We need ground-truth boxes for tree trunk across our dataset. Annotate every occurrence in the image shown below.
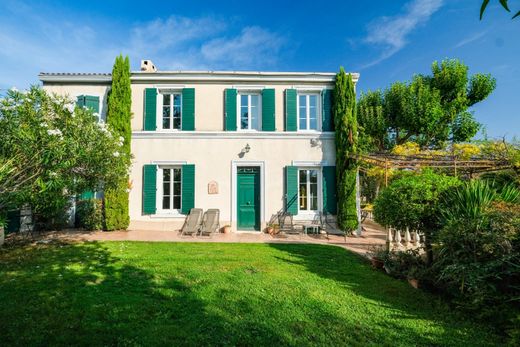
[356,168,362,236]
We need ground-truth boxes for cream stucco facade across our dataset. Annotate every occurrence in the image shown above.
[40,70,359,232]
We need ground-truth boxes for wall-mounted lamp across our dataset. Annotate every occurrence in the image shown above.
[310,138,322,147]
[241,143,251,154]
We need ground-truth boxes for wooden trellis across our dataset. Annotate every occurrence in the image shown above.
[357,152,512,186]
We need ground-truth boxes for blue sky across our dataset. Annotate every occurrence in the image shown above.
[0,0,518,138]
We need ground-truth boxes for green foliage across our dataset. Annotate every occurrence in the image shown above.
[358,59,496,150]
[0,86,129,229]
[334,67,358,232]
[104,55,132,231]
[374,170,461,232]
[75,198,104,231]
[481,0,520,19]
[104,182,130,231]
[434,200,520,331]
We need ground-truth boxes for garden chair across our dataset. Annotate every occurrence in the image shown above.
[320,212,347,242]
[278,213,302,238]
[199,209,220,237]
[180,208,203,237]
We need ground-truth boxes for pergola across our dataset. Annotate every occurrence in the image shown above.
[357,152,512,187]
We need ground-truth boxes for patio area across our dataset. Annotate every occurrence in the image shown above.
[19,221,387,257]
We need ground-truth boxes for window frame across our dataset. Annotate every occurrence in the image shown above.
[236,91,262,131]
[297,92,321,132]
[297,167,322,216]
[157,90,183,131]
[156,166,182,215]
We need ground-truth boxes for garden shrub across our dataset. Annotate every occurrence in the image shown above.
[75,199,104,231]
[434,182,520,335]
[373,170,460,263]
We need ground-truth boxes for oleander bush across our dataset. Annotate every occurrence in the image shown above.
[0,86,130,229]
[75,199,104,231]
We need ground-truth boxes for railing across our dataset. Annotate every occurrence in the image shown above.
[386,227,423,251]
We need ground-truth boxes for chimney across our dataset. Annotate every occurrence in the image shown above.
[140,60,157,72]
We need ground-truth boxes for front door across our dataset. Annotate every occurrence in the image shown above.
[237,167,260,231]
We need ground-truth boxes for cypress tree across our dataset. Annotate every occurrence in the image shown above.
[104,55,131,230]
[333,67,359,232]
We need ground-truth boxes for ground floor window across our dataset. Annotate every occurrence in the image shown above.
[159,167,181,212]
[299,169,319,212]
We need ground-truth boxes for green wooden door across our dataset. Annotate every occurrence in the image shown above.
[237,167,260,231]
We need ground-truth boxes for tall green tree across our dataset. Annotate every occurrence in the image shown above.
[334,67,358,232]
[104,55,132,230]
[358,59,496,150]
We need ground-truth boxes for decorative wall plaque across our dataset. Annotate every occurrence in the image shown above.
[208,181,218,194]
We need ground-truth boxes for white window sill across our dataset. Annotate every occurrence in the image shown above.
[150,212,186,219]
[294,211,320,221]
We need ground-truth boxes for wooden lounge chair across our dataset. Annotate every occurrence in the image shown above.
[180,208,203,237]
[320,212,347,242]
[278,213,302,238]
[199,209,220,237]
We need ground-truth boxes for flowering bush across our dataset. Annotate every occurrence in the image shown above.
[0,86,130,228]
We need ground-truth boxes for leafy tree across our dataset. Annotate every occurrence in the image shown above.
[0,86,129,229]
[334,67,358,232]
[104,55,132,231]
[480,0,520,19]
[358,59,496,150]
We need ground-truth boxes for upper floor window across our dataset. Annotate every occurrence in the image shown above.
[238,93,261,130]
[161,92,182,130]
[298,93,320,131]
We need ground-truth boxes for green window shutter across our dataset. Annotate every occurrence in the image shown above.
[142,164,157,215]
[285,166,298,214]
[224,88,237,131]
[79,191,95,200]
[85,96,100,113]
[322,89,334,131]
[181,164,195,214]
[182,88,195,131]
[322,166,337,214]
[77,95,99,113]
[285,89,297,131]
[144,88,157,131]
[76,95,86,108]
[262,88,276,131]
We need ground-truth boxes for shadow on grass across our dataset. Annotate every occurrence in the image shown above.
[0,241,502,346]
[0,241,295,346]
[268,243,502,346]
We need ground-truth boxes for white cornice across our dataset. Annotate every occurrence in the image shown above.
[132,131,335,140]
[39,70,360,85]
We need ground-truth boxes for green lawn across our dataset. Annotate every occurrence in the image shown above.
[0,241,502,346]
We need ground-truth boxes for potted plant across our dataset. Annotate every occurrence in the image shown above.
[265,223,279,235]
[367,245,387,270]
[222,225,231,234]
[406,266,421,289]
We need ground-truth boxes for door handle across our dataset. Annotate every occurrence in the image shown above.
[247,201,251,205]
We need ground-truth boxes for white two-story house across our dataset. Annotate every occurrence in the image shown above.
[40,62,359,232]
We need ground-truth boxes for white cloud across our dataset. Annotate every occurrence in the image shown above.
[201,26,285,68]
[0,4,286,89]
[454,31,487,48]
[362,0,443,68]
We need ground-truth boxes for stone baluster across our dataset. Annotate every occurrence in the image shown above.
[404,227,411,248]
[413,230,421,247]
[394,229,402,249]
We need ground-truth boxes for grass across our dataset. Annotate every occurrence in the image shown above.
[0,241,503,346]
